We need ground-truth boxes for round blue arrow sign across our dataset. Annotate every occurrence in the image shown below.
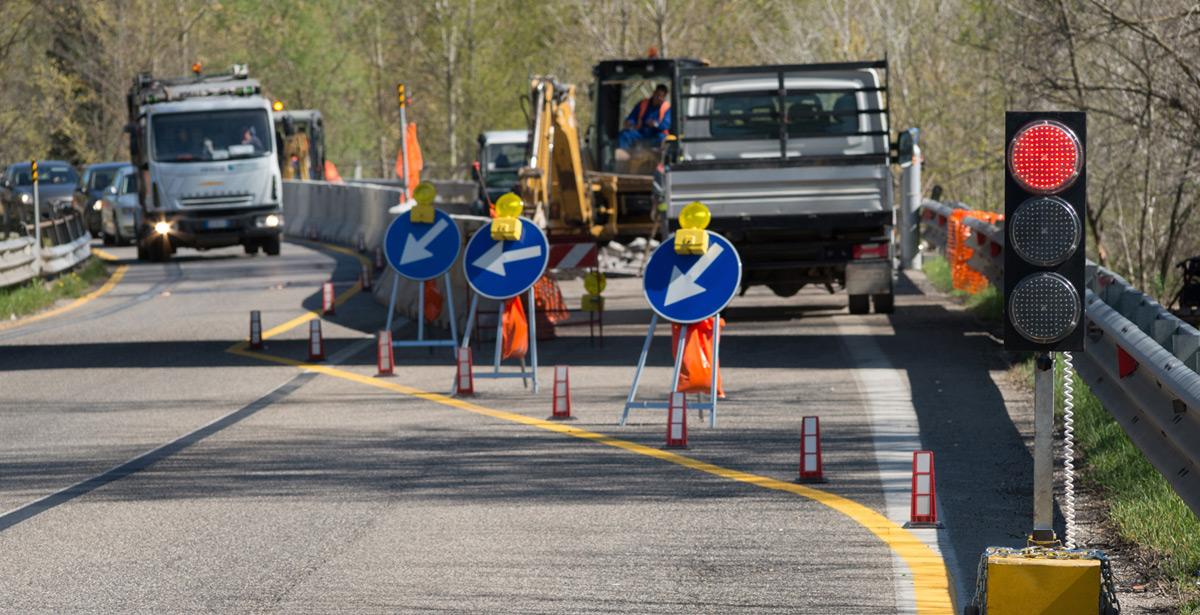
[384,209,463,281]
[643,232,742,323]
[463,218,549,300]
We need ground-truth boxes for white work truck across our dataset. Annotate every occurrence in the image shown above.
[126,65,284,261]
[663,60,905,313]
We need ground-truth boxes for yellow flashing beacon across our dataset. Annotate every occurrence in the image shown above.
[674,201,710,255]
[410,182,437,224]
[491,192,523,241]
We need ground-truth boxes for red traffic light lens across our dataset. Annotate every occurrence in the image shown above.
[1007,120,1081,194]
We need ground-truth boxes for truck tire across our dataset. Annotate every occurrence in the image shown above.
[848,294,870,314]
[263,236,281,256]
[137,240,148,261]
[102,230,115,246]
[244,242,260,255]
[872,293,894,314]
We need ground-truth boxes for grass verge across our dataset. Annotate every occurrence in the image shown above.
[0,257,110,321]
[921,254,1003,321]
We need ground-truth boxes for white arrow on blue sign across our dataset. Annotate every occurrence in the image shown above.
[643,232,742,323]
[463,218,549,300]
[384,209,463,281]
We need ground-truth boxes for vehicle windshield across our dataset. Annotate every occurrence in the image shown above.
[152,109,272,162]
[13,165,76,186]
[484,143,524,189]
[709,91,860,139]
[88,168,119,191]
[119,173,138,195]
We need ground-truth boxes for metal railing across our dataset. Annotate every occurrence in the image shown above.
[920,201,1200,516]
[0,210,93,289]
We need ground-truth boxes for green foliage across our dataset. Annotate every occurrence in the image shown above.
[921,254,1002,321]
[0,257,109,320]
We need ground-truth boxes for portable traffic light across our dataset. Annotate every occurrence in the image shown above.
[1003,112,1087,352]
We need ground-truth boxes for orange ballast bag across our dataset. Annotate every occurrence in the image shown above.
[501,297,529,359]
[669,317,725,396]
[424,279,443,322]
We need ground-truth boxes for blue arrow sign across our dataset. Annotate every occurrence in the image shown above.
[384,209,462,281]
[643,232,742,323]
[463,218,549,300]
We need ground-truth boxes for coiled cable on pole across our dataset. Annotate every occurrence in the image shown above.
[1062,351,1077,549]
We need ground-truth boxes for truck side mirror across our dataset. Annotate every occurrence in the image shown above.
[895,128,918,165]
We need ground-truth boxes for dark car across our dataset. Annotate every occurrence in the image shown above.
[76,162,131,235]
[99,166,141,246]
[1,161,79,234]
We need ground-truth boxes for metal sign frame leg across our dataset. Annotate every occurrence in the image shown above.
[621,313,719,426]
[386,269,459,354]
[462,289,538,393]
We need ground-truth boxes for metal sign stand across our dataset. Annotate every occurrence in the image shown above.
[457,287,539,393]
[621,312,720,428]
[384,270,458,353]
[1031,351,1056,544]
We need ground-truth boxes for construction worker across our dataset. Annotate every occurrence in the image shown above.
[618,84,672,153]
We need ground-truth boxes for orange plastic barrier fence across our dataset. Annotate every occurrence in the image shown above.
[947,209,1003,294]
[533,275,570,324]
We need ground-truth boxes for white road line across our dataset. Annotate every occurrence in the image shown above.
[836,316,964,614]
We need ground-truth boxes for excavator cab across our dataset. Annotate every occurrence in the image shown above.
[587,57,705,240]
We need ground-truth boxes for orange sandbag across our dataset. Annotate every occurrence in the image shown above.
[669,317,725,396]
[424,279,443,322]
[502,297,529,359]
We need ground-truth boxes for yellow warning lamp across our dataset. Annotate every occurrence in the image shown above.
[410,182,437,224]
[272,100,284,112]
[582,271,606,312]
[191,62,203,75]
[674,201,710,255]
[491,192,523,241]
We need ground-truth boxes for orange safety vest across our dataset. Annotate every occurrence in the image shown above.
[635,98,671,134]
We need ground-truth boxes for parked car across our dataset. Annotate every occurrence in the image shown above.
[99,166,142,246]
[76,161,131,235]
[1,161,79,233]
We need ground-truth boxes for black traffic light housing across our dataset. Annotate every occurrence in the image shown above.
[1003,111,1087,352]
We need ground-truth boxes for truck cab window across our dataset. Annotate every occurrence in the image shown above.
[152,109,272,162]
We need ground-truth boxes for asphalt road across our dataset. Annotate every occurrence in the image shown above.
[0,241,1037,613]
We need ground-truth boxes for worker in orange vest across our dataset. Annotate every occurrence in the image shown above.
[618,83,672,152]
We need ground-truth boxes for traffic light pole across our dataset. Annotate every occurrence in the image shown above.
[1031,351,1056,544]
[31,160,41,272]
[397,83,410,201]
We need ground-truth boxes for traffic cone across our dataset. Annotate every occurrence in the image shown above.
[374,248,385,272]
[249,310,263,350]
[906,450,941,528]
[357,234,367,253]
[666,392,687,448]
[361,267,373,291]
[454,347,474,396]
[551,365,571,419]
[308,320,324,361]
[322,281,336,315]
[376,330,394,376]
[797,416,825,483]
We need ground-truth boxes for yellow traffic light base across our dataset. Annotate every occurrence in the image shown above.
[674,201,710,255]
[492,193,524,241]
[969,545,1115,615]
[410,182,437,224]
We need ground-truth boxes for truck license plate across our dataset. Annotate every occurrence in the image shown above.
[204,219,230,230]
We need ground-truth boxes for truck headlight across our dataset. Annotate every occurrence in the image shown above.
[256,214,281,228]
[154,221,171,235]
[20,193,31,204]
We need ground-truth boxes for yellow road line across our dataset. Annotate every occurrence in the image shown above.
[227,238,954,612]
[0,252,127,332]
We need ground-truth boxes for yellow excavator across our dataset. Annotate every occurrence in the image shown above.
[517,57,705,245]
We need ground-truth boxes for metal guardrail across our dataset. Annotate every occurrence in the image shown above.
[920,200,1200,515]
[0,211,93,290]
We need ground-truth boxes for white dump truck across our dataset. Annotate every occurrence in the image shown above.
[663,60,909,313]
[126,64,284,261]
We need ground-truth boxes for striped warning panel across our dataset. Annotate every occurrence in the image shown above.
[548,242,598,270]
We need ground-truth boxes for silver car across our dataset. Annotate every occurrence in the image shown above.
[100,167,141,246]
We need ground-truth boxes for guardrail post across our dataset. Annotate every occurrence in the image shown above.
[899,143,922,270]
